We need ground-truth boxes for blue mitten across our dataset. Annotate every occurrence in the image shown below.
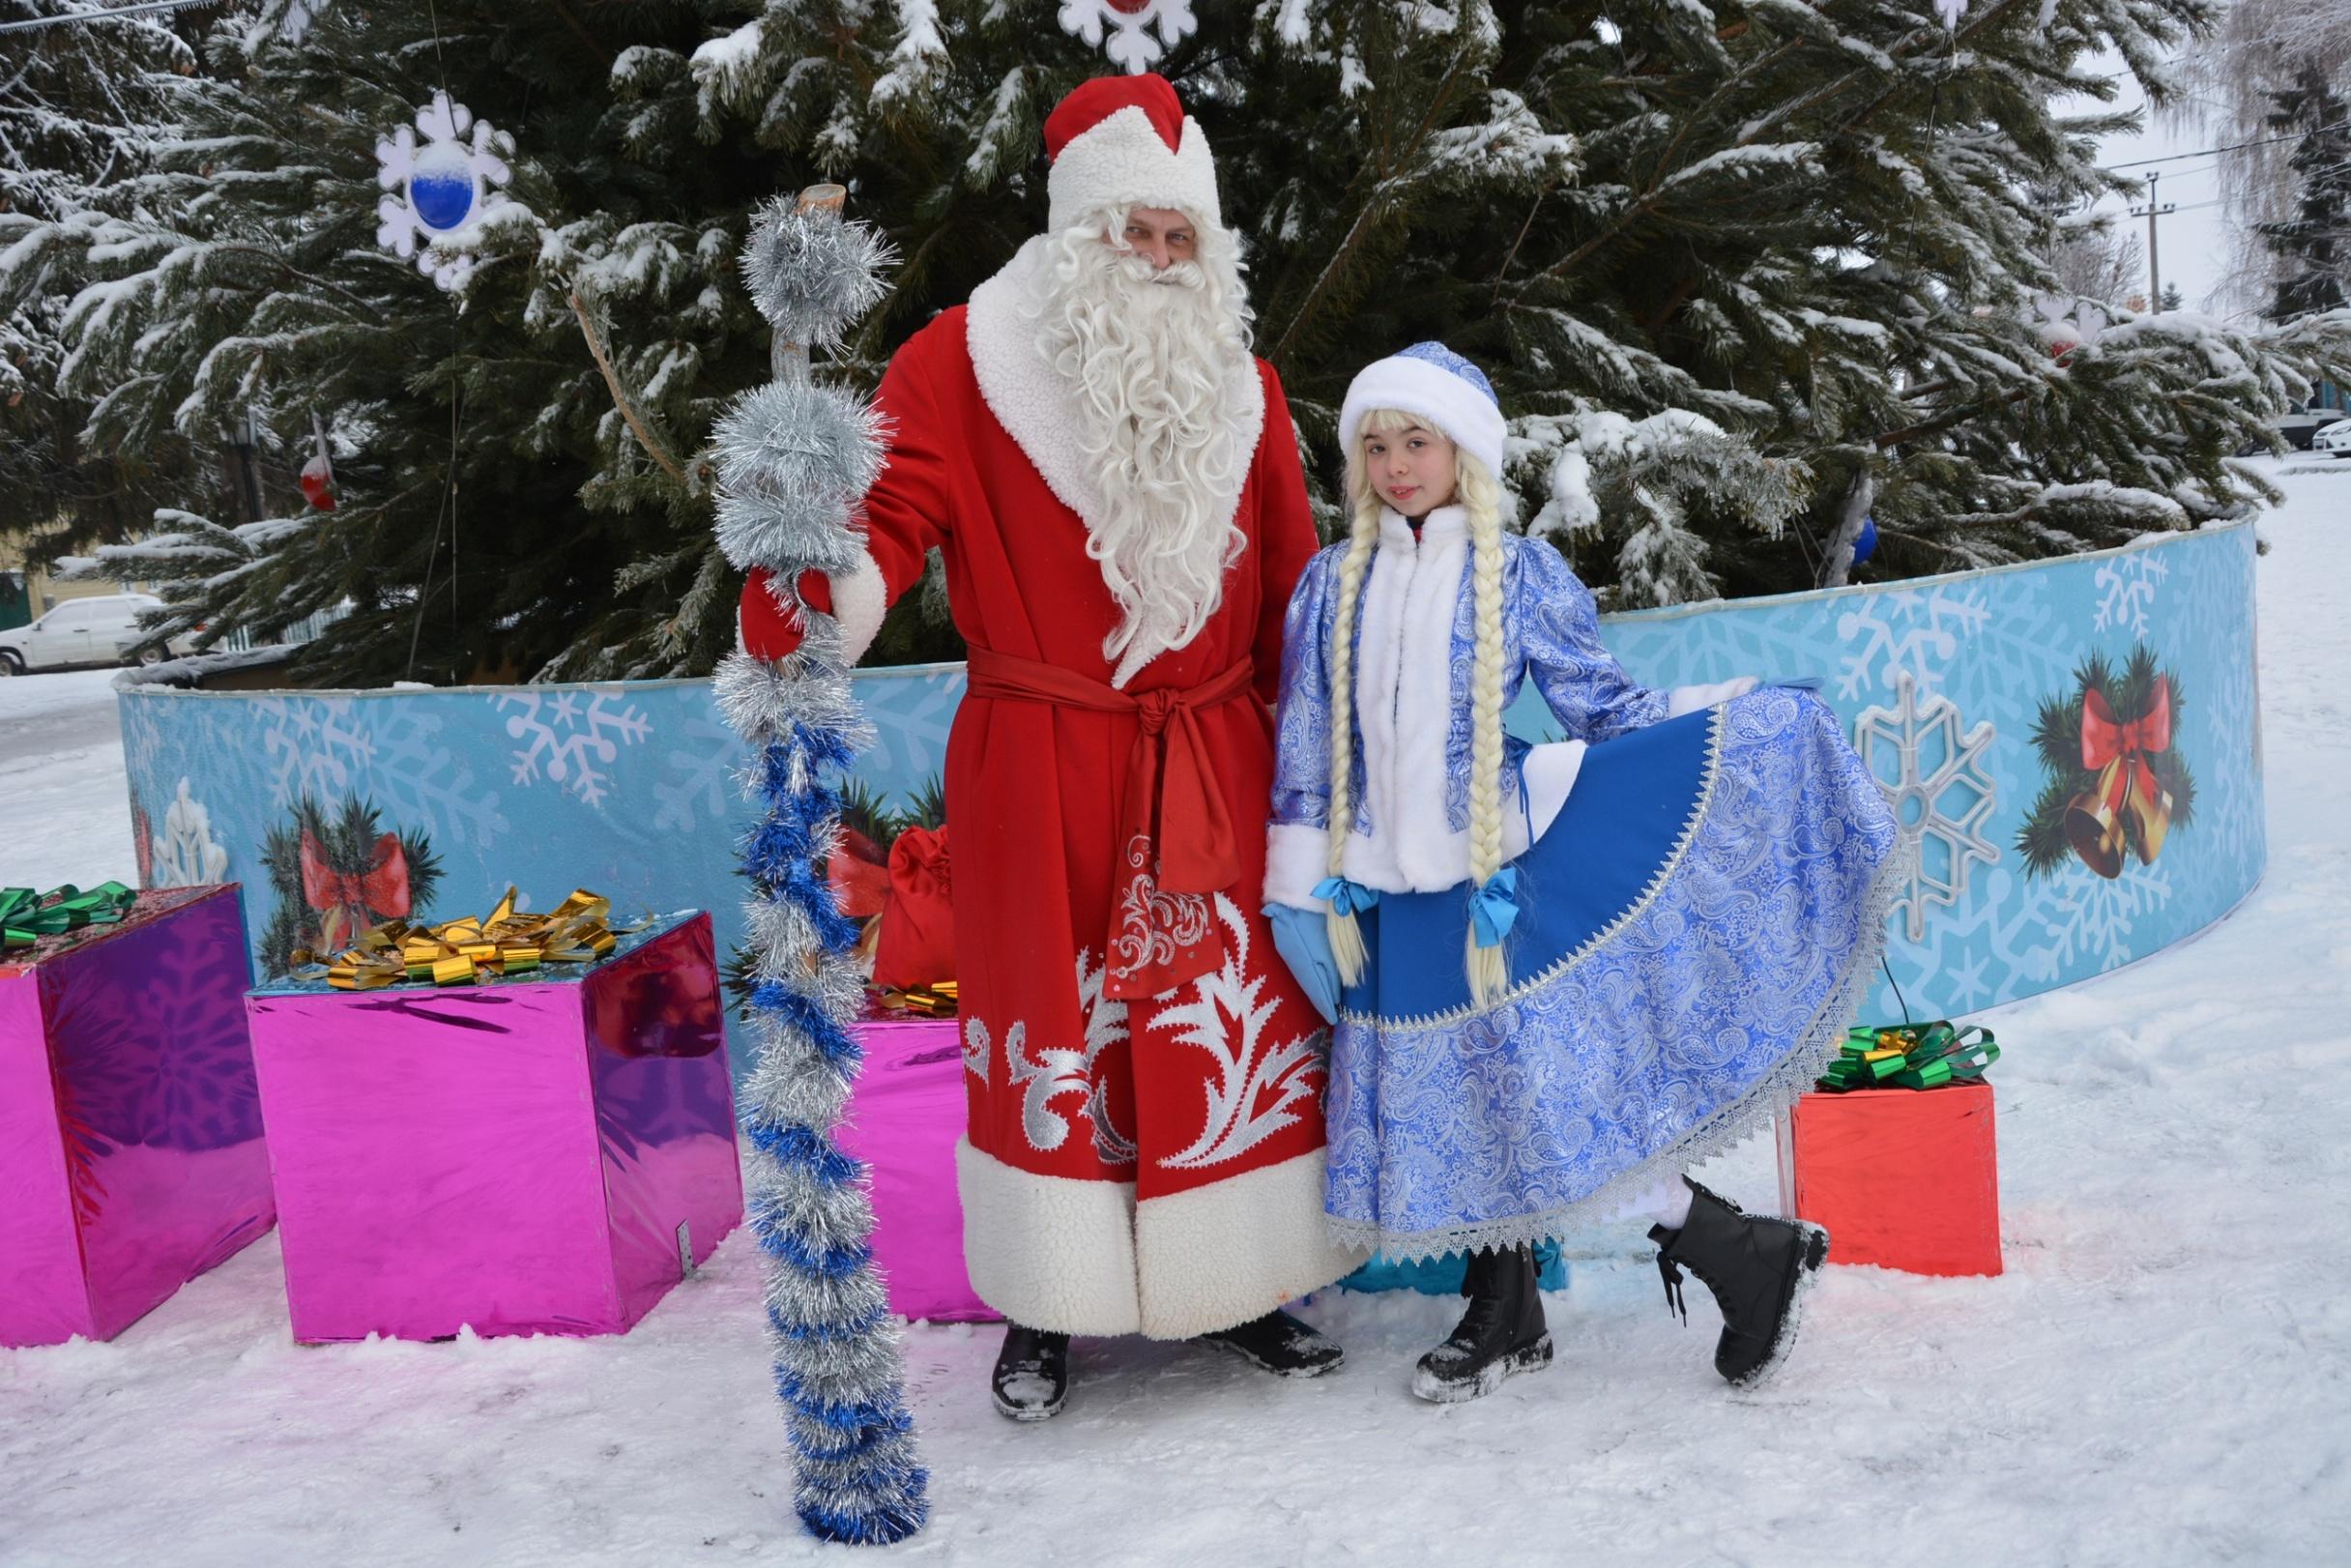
[1264,902,1342,1025]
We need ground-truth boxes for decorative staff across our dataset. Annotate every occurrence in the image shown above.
[709,186,926,1546]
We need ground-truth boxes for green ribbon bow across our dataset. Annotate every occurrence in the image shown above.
[1816,1020,1999,1093]
[1,882,139,951]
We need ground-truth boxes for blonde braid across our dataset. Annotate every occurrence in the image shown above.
[1462,455,1510,1006]
[1322,484,1382,984]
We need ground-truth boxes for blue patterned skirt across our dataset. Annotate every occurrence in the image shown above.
[1323,687,1906,1261]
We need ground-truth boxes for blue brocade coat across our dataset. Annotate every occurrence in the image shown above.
[1265,506,1907,1260]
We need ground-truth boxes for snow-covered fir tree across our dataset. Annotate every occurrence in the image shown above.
[4,1,791,683]
[2166,0,2351,316]
[0,1,210,552]
[12,0,2351,679]
[2258,71,2350,323]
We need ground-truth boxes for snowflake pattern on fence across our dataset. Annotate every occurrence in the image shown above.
[652,716,748,833]
[2035,861,2173,973]
[255,697,508,851]
[496,689,653,809]
[1834,588,1994,703]
[2092,549,2170,638]
[264,697,377,803]
[1851,671,1999,942]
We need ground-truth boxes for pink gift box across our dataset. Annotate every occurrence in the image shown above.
[1,886,275,1348]
[245,911,742,1343]
[836,1018,996,1323]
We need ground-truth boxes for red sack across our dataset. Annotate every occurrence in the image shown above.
[873,826,952,990]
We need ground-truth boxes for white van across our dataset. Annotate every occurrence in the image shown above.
[0,595,193,676]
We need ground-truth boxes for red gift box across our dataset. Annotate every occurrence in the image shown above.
[1775,1081,2002,1277]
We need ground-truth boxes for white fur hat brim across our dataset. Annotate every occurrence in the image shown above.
[1339,355,1507,484]
[1047,105,1222,236]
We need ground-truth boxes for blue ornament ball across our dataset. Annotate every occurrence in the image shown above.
[1853,514,1879,565]
[409,140,478,232]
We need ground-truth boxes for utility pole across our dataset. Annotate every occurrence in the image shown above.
[2132,169,2177,311]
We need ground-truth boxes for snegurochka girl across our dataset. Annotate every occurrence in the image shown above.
[1264,343,1907,1402]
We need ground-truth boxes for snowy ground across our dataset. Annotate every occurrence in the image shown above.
[4,465,2348,1567]
[0,668,134,893]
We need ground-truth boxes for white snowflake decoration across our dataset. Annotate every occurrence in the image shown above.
[2027,292,2109,365]
[151,777,230,888]
[1852,672,1999,942]
[1058,0,1197,74]
[1934,0,1967,27]
[496,690,652,809]
[375,91,513,292]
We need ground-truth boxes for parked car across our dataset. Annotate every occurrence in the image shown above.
[0,594,191,676]
[2314,418,2351,459]
[2269,401,2347,451]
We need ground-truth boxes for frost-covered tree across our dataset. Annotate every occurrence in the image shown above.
[15,0,2351,680]
[650,0,2351,611]
[5,0,787,683]
[0,1,212,550]
[2165,0,2351,316]
[2258,72,2350,323]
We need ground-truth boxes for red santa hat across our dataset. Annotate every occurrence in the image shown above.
[1043,73,1222,238]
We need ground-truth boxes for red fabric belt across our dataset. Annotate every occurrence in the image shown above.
[965,647,1252,998]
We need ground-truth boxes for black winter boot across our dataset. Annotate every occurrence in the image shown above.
[1201,1308,1347,1378]
[1649,1178,1829,1387]
[990,1322,1071,1421]
[1410,1245,1553,1404]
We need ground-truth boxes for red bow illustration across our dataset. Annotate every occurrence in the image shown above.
[2079,679,2171,774]
[2065,679,2175,877]
[301,828,413,952]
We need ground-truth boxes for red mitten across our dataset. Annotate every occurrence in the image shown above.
[738,566,834,660]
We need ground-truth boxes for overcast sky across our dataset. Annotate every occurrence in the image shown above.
[2068,49,2244,317]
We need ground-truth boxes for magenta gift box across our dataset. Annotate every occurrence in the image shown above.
[835,1017,996,1323]
[244,911,741,1343]
[1,885,275,1349]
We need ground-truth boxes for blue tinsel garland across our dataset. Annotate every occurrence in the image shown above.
[739,714,929,1544]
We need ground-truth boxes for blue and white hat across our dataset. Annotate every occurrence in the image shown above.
[1338,341,1506,486]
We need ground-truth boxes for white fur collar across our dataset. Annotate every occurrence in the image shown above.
[965,235,1268,612]
[1379,504,1467,549]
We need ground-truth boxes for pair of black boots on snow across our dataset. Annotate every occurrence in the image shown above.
[1413,1178,1829,1403]
[991,1308,1344,1421]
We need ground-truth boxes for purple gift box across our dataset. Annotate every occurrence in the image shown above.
[1,886,276,1349]
[245,910,742,1343]
[836,1018,997,1324]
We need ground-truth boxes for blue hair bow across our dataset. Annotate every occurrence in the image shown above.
[1470,867,1520,949]
[1312,876,1380,917]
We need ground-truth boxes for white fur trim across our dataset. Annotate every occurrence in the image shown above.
[1134,1147,1360,1339]
[1263,822,1332,912]
[1047,107,1222,235]
[1666,675,1758,717]
[955,1138,1142,1336]
[825,552,887,666]
[953,1139,1356,1339]
[1340,356,1506,482]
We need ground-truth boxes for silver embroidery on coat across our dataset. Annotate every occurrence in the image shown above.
[1001,951,1137,1162]
[1152,893,1321,1170]
[1108,831,1213,982]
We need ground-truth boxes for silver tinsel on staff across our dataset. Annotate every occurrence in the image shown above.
[711,189,925,1546]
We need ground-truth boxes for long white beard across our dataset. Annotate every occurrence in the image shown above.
[1028,221,1256,684]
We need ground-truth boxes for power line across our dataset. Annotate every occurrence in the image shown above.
[0,0,222,33]
[2099,119,2351,172]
